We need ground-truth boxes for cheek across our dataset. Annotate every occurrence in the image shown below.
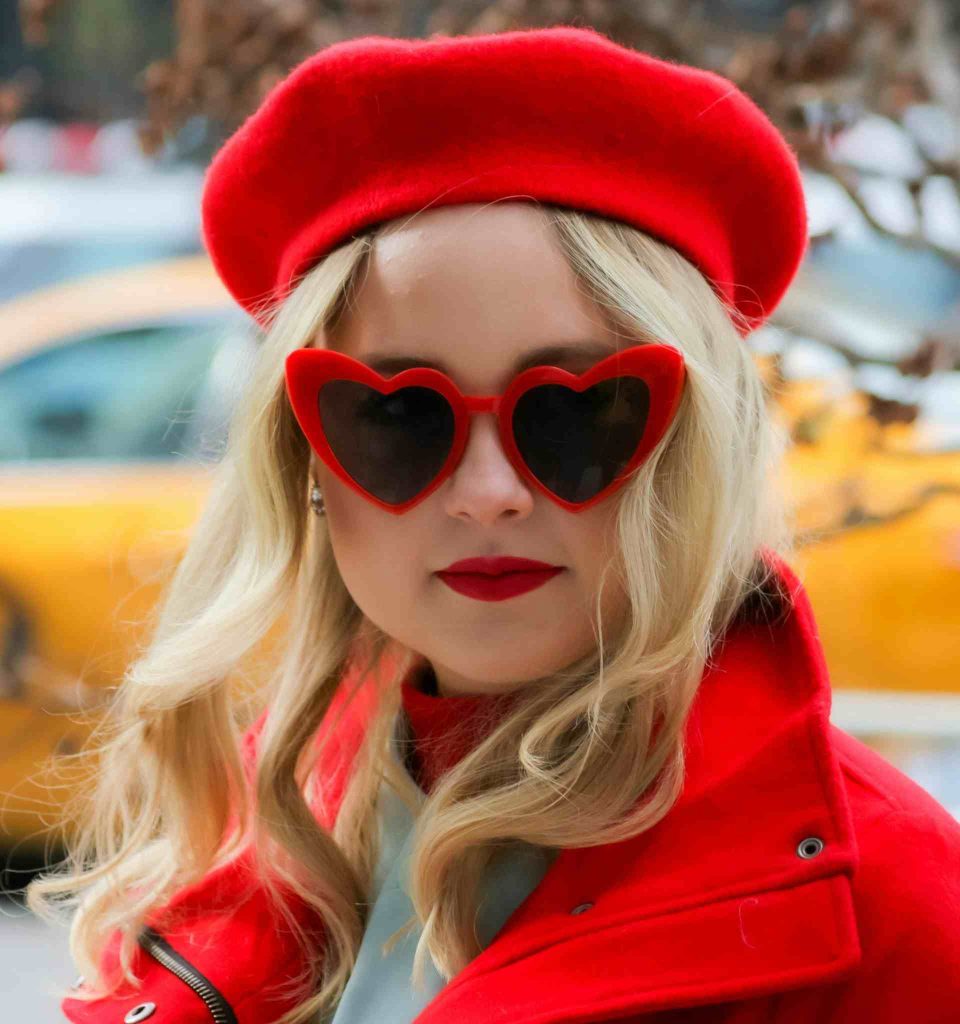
[568,502,627,613]
[320,473,423,607]
[324,484,386,571]
[571,495,619,561]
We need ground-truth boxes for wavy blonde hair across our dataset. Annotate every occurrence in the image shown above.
[27,202,795,1024]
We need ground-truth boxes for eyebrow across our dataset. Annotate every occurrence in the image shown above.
[362,340,619,378]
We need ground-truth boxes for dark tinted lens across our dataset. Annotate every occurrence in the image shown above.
[318,381,455,505]
[513,377,651,502]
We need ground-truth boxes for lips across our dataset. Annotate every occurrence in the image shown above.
[435,558,565,602]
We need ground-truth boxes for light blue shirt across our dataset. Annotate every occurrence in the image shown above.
[329,718,551,1023]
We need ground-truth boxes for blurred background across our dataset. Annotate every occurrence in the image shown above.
[1,0,959,1016]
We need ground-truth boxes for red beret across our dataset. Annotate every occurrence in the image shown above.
[201,26,808,336]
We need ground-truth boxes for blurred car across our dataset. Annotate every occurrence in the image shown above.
[0,254,260,855]
[1,253,959,857]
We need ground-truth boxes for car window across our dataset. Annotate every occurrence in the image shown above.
[0,319,248,463]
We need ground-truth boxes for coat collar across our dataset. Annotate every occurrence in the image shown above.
[307,552,862,1022]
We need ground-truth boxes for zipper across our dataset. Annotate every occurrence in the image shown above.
[138,925,239,1024]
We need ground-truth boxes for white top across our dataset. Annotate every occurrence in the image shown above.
[328,720,551,1022]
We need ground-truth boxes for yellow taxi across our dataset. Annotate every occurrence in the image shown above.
[0,255,258,855]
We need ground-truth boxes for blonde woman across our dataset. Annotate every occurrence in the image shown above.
[30,26,960,1024]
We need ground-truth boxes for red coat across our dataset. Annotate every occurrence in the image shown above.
[63,556,960,1023]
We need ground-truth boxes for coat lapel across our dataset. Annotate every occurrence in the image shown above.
[310,554,863,1023]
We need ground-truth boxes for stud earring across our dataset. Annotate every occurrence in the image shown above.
[309,480,326,517]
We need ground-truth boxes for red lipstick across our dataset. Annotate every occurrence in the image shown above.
[436,556,565,602]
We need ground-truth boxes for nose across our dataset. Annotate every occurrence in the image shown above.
[441,412,535,523]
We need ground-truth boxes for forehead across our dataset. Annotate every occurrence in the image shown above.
[324,203,623,379]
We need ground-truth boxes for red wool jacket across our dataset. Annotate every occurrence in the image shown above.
[62,555,960,1023]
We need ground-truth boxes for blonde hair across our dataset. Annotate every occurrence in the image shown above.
[27,202,795,1024]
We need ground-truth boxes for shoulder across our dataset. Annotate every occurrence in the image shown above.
[831,724,960,914]
[61,851,322,1023]
[812,725,960,1020]
[830,722,960,850]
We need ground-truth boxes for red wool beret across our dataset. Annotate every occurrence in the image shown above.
[200,25,808,337]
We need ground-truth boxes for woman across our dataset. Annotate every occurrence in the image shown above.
[31,26,960,1024]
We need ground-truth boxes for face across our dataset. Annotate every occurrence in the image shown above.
[310,202,630,697]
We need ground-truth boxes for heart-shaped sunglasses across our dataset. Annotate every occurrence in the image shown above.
[284,343,686,514]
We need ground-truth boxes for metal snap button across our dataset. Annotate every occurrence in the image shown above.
[124,1003,157,1023]
[797,836,825,859]
[570,902,594,915]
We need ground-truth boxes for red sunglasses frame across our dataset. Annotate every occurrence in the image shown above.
[284,343,686,515]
